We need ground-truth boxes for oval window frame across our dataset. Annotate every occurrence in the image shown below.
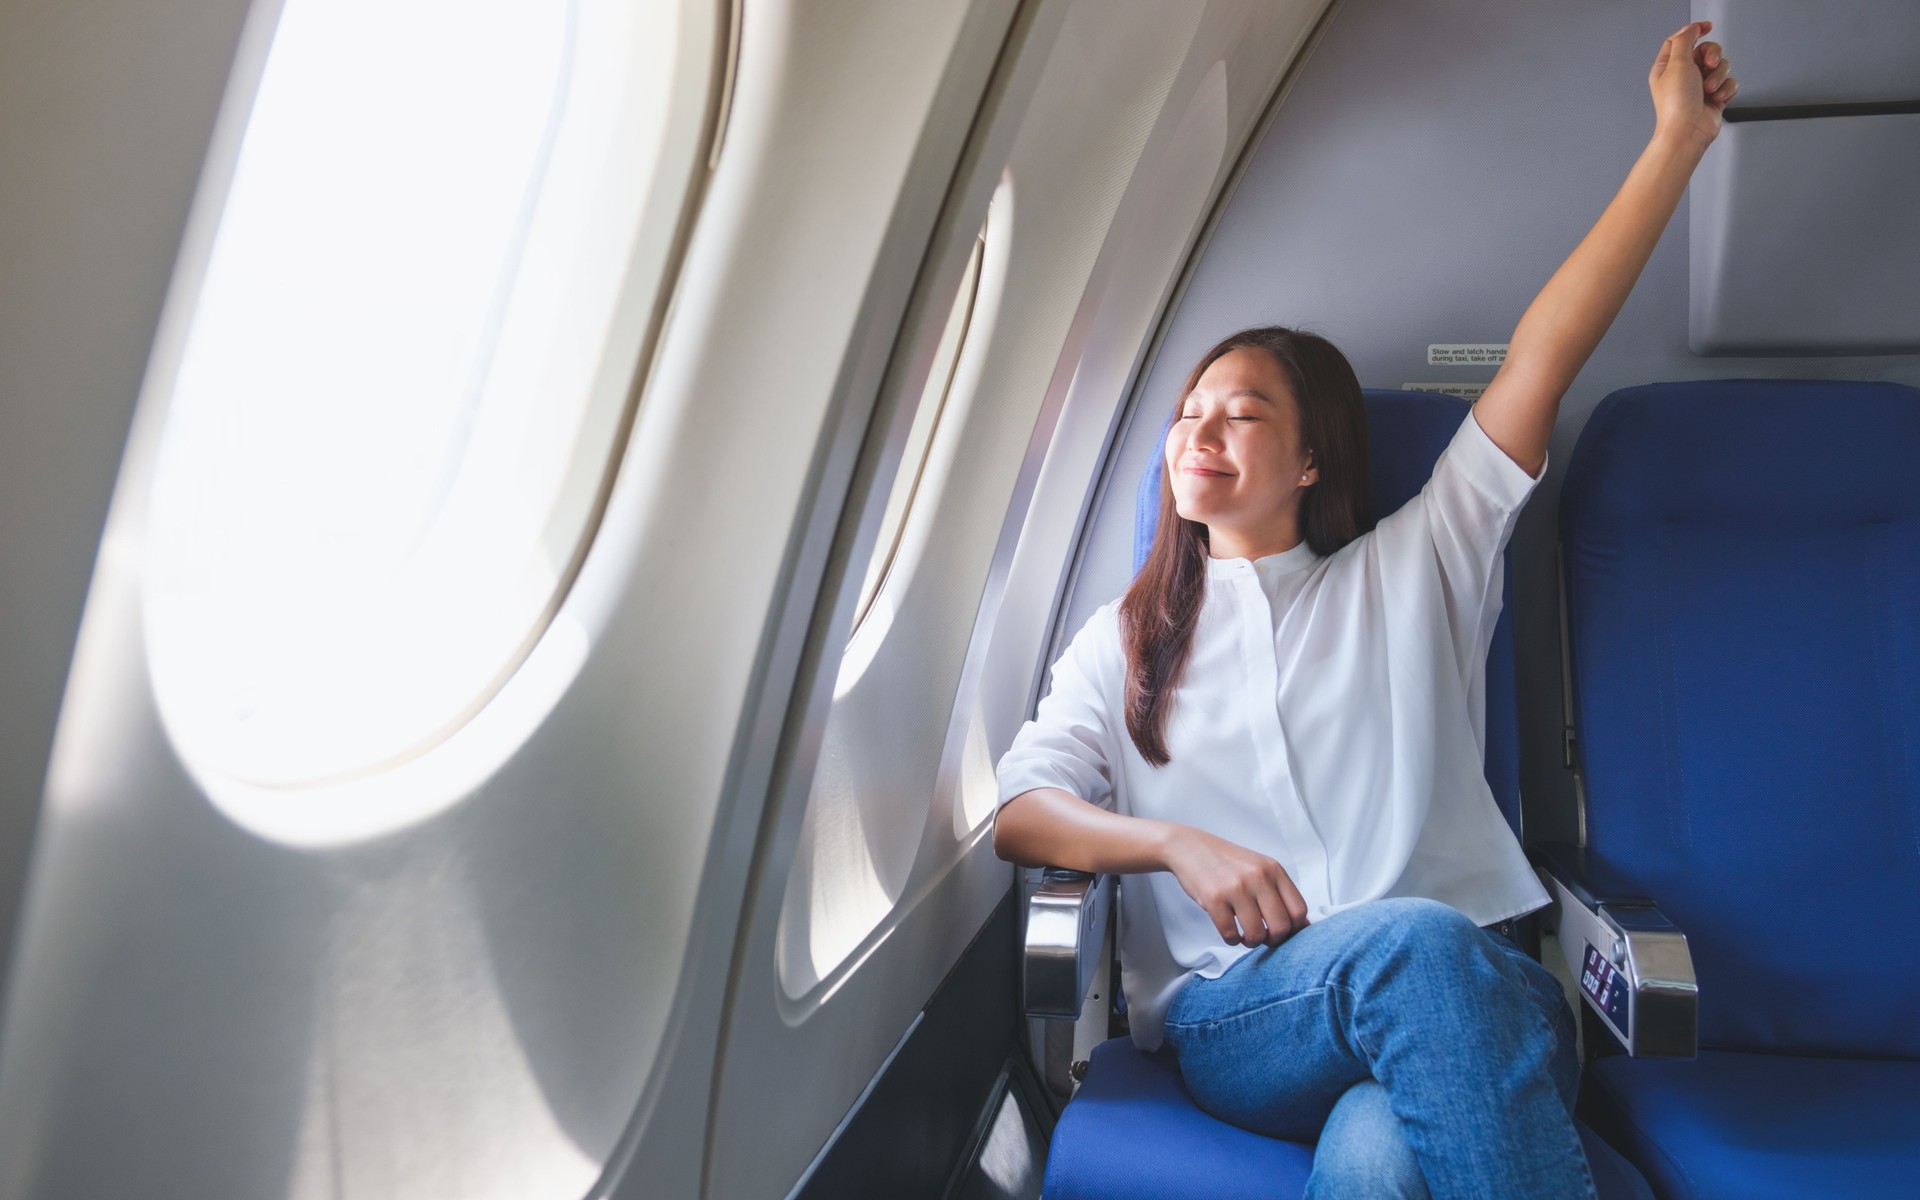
[137,0,726,837]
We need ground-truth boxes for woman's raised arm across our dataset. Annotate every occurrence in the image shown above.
[1474,21,1738,475]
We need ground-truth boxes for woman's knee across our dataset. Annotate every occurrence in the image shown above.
[1349,901,1549,1031]
[1362,898,1494,973]
[1329,900,1553,1035]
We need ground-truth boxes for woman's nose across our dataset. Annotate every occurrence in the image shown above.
[1188,414,1224,452]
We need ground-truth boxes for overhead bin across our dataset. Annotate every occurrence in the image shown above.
[1696,0,1920,109]
[1689,1,1920,354]
[1689,112,1920,355]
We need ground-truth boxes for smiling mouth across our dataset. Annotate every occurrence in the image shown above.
[1182,465,1233,477]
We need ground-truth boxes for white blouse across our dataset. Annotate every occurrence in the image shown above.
[996,411,1551,1050]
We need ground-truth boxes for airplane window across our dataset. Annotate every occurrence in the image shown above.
[850,225,987,635]
[775,207,1001,1003]
[143,0,710,791]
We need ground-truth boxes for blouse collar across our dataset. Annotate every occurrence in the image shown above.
[1206,539,1319,580]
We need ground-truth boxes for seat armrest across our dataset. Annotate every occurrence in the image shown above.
[1024,868,1114,1019]
[1530,842,1698,1058]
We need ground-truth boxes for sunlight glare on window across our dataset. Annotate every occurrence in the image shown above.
[144,0,701,793]
[849,228,986,635]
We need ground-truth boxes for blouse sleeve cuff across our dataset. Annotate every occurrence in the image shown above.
[1449,408,1547,514]
[996,759,1109,811]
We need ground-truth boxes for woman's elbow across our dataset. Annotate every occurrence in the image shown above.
[991,793,1045,867]
[990,810,1026,865]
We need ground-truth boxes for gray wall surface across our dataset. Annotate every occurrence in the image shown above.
[1067,0,1920,843]
[0,0,260,987]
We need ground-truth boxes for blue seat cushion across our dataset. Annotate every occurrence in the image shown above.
[1044,1039,1313,1200]
[1582,1051,1920,1200]
[1047,1037,1653,1200]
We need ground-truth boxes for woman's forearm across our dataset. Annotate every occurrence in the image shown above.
[1514,131,1704,374]
[994,789,1313,944]
[1477,130,1709,473]
[992,787,1177,872]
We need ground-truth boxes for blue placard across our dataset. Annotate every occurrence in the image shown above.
[1581,943,1630,1029]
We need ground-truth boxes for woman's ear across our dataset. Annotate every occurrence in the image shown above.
[1298,451,1318,487]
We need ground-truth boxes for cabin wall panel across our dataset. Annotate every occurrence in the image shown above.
[0,0,260,993]
[0,1,1016,1198]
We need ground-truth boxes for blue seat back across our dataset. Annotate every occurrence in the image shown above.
[1561,379,1920,1058]
[1133,389,1522,831]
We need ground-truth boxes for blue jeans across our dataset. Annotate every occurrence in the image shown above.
[1163,897,1593,1200]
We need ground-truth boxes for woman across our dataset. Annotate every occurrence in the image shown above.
[994,23,1737,1200]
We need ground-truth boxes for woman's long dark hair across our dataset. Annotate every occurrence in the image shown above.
[1118,327,1374,766]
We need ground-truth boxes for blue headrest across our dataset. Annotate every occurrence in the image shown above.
[1562,379,1920,1058]
[1131,388,1521,831]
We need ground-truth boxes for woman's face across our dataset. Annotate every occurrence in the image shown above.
[1165,347,1318,558]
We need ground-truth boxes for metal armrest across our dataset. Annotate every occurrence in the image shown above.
[1531,842,1697,1058]
[1023,868,1114,1019]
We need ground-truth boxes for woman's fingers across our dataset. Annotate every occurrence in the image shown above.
[1656,22,1707,80]
[1219,879,1279,948]
[1667,20,1706,54]
[1649,21,1731,142]
[1166,827,1311,948]
[1700,52,1732,93]
[1249,881,1293,948]
[1699,36,1734,113]
[1206,900,1242,947]
[1275,868,1311,931]
[1209,874,1292,947]
[1655,21,1697,68]
[1240,863,1312,948]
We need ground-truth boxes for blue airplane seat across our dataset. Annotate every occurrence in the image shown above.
[1046,390,1652,1198]
[1046,1037,1656,1200]
[1560,379,1920,1199]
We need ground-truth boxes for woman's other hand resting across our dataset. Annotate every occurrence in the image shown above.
[995,788,1309,948]
[1160,825,1310,948]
